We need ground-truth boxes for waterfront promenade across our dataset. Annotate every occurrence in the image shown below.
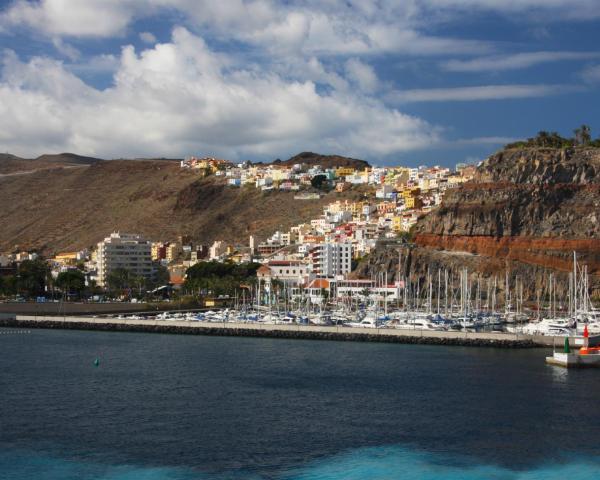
[0,314,579,348]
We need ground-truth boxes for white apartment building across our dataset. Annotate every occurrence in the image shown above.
[309,243,352,277]
[96,232,153,287]
[209,240,227,260]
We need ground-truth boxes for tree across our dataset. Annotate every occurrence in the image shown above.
[155,264,171,287]
[574,125,592,145]
[536,131,550,147]
[0,275,17,296]
[17,259,50,297]
[55,270,86,297]
[270,279,285,302]
[106,268,138,297]
[184,261,261,297]
[311,174,329,191]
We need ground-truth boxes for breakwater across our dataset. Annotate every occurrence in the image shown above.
[0,315,556,348]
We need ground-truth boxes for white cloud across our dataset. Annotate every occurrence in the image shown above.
[139,31,157,44]
[420,0,600,20]
[388,84,575,103]
[581,64,600,84]
[0,28,439,159]
[2,0,598,54]
[51,37,80,61]
[442,51,600,72]
[0,0,491,57]
[189,5,491,57]
[0,0,139,37]
[345,58,378,93]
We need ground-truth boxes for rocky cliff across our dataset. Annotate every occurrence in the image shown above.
[356,147,600,299]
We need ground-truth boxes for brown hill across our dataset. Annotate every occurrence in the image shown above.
[0,158,363,254]
[0,152,102,175]
[272,152,370,170]
[35,153,102,165]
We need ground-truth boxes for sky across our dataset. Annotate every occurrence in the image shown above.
[0,1,599,167]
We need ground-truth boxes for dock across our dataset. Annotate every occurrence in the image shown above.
[3,314,597,349]
[545,328,600,368]
[545,352,600,368]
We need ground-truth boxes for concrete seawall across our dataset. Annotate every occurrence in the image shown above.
[0,315,561,348]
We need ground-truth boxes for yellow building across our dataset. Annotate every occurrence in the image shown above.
[348,201,365,215]
[402,187,421,199]
[151,242,164,261]
[54,252,78,265]
[166,243,181,262]
[405,196,423,209]
[271,168,291,181]
[335,167,356,178]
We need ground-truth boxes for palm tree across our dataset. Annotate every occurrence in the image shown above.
[536,131,550,147]
[574,125,592,145]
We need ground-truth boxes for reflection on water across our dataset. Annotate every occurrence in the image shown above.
[549,364,570,384]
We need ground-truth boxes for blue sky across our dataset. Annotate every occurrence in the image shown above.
[1,1,599,166]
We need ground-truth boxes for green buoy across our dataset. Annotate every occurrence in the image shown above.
[94,357,100,367]
[563,337,570,354]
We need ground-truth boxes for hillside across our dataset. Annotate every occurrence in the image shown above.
[355,146,600,297]
[0,152,101,175]
[0,157,363,254]
[271,152,370,170]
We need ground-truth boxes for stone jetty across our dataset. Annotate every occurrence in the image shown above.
[0,315,558,348]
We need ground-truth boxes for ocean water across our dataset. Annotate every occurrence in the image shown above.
[1,328,599,479]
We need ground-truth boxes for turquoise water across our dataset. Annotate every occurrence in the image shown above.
[1,328,599,479]
[2,447,599,480]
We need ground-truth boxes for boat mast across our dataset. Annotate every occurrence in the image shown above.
[444,269,448,318]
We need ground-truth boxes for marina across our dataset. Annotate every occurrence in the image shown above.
[4,314,599,349]
[135,251,599,340]
[3,254,599,353]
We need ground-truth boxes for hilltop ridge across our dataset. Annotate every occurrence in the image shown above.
[272,152,370,170]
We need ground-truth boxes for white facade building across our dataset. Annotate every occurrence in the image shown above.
[257,260,310,286]
[96,232,153,287]
[209,240,227,260]
[309,243,352,277]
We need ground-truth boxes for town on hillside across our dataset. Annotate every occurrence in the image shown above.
[0,157,476,303]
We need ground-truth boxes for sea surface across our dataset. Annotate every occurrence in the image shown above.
[1,328,599,479]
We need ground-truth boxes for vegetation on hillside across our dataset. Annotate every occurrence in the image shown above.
[505,125,600,149]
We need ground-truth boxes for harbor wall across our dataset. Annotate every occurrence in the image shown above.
[0,302,163,316]
[0,315,562,348]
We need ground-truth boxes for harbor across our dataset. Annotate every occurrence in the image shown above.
[2,252,598,351]
[3,314,599,349]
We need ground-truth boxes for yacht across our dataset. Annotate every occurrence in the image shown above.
[520,318,574,336]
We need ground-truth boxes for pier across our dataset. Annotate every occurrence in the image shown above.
[1,314,589,348]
